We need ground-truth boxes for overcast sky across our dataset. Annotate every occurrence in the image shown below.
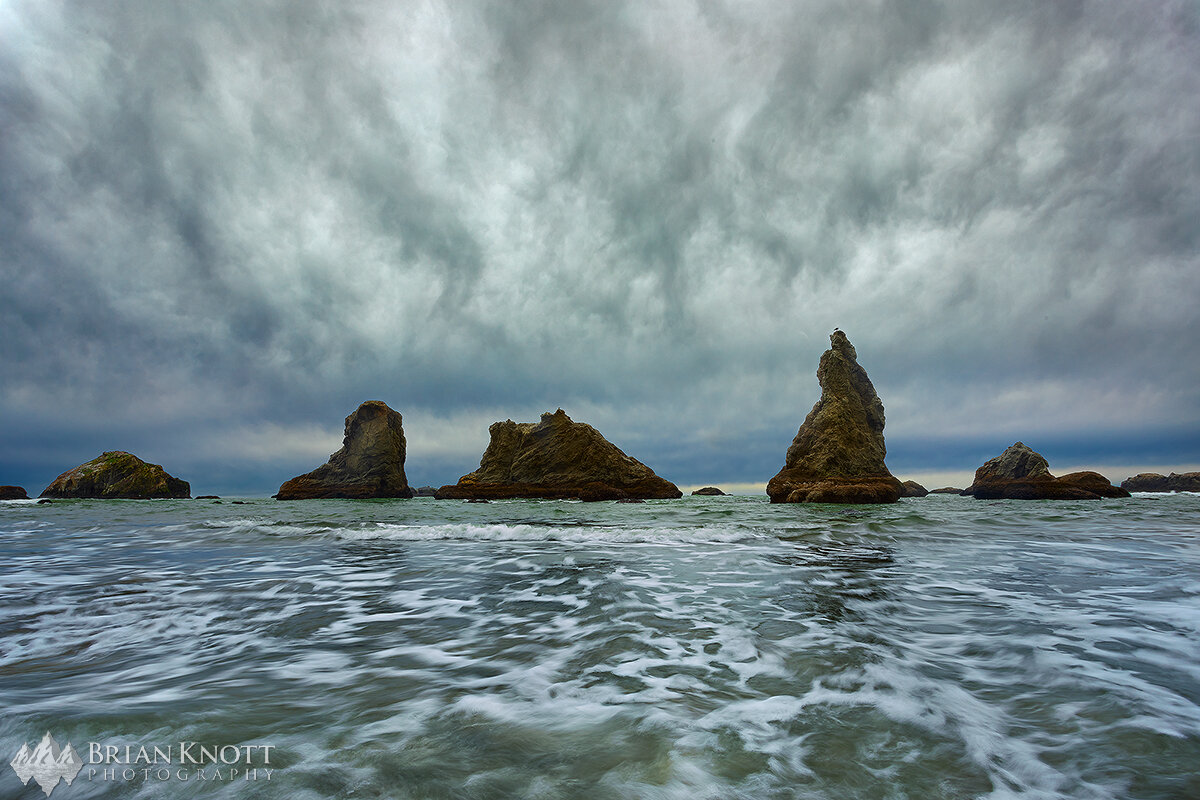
[2,0,1198,495]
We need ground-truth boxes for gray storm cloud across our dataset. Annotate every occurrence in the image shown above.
[1,0,1197,492]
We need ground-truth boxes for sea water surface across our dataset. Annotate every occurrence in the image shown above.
[1,493,1198,799]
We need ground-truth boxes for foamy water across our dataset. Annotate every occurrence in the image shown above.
[1,494,1198,799]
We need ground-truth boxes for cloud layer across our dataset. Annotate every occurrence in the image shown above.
[2,0,1198,493]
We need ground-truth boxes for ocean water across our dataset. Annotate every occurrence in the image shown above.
[1,493,1198,800]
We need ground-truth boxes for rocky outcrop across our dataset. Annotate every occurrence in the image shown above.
[436,409,681,501]
[899,480,928,498]
[275,401,414,500]
[1121,472,1200,493]
[766,331,903,504]
[40,452,190,499]
[0,486,29,500]
[691,487,726,496]
[413,486,438,497]
[929,487,964,494]
[963,443,1129,500]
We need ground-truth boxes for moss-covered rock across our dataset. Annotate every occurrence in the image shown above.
[40,452,190,499]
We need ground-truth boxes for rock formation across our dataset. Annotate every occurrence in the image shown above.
[929,487,963,494]
[899,480,929,498]
[962,443,1129,500]
[766,331,903,504]
[691,487,726,496]
[413,486,439,497]
[275,401,414,500]
[436,409,681,501]
[40,452,190,499]
[0,486,29,500]
[1121,472,1200,493]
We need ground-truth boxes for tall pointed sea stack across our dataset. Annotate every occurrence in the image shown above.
[766,331,903,504]
[436,409,681,501]
[275,401,414,499]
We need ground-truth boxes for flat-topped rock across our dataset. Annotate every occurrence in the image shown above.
[275,401,414,500]
[963,443,1129,500]
[766,331,902,504]
[929,487,964,494]
[436,409,681,501]
[0,486,29,500]
[41,452,190,499]
[691,487,726,496]
[1121,472,1200,493]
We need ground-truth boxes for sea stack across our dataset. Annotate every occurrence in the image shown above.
[1120,472,1200,493]
[40,452,190,499]
[275,401,414,500]
[0,486,29,500]
[962,442,1129,500]
[899,480,929,498]
[766,330,903,503]
[436,409,681,501]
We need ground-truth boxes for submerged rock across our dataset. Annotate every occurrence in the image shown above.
[275,401,414,500]
[963,443,1129,500]
[766,331,903,504]
[899,480,929,498]
[436,409,681,501]
[40,452,190,499]
[0,486,28,500]
[1121,472,1200,493]
[691,487,726,496]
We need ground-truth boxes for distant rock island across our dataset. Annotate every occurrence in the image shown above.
[275,401,414,500]
[899,480,928,498]
[1121,472,1200,493]
[40,452,190,499]
[691,487,726,496]
[436,409,682,501]
[413,486,438,497]
[767,331,903,504]
[929,487,963,494]
[0,486,29,500]
[963,442,1129,500]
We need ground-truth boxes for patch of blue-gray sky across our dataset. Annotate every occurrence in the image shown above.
[1,0,1197,494]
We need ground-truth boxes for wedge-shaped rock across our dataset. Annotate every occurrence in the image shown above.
[767,331,902,503]
[963,442,1129,499]
[276,401,414,499]
[436,409,681,501]
[41,452,190,499]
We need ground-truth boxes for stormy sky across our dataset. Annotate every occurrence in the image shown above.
[2,0,1198,495]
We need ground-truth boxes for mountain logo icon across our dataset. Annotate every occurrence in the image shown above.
[10,732,84,797]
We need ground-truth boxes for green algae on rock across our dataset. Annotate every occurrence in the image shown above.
[40,452,190,499]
